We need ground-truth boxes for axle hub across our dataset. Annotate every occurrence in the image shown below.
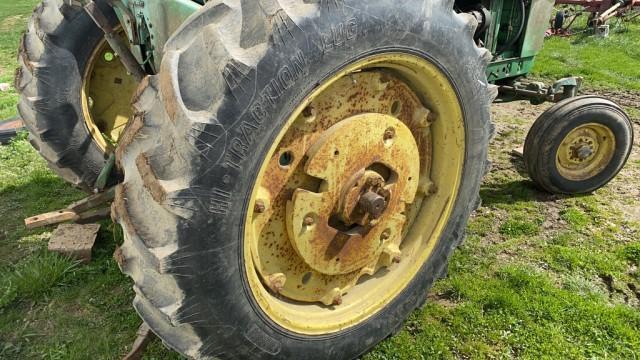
[287,113,420,276]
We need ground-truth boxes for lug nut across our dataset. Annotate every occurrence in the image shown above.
[267,273,286,293]
[254,199,266,213]
[304,215,315,226]
[380,229,391,241]
[321,288,343,306]
[332,294,343,306]
[383,127,396,141]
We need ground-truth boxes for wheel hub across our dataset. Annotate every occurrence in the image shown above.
[557,123,615,181]
[567,136,597,163]
[286,113,420,277]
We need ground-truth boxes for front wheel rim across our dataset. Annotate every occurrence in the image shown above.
[556,123,616,181]
[244,53,466,335]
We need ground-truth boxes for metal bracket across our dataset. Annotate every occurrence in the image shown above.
[83,0,146,81]
[497,76,583,104]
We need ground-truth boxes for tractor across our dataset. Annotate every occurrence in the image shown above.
[15,0,633,358]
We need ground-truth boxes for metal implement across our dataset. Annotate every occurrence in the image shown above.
[498,77,583,104]
[554,0,640,27]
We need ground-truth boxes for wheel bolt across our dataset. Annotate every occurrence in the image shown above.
[383,127,396,141]
[304,215,315,226]
[332,294,343,306]
[254,199,266,213]
[267,273,286,293]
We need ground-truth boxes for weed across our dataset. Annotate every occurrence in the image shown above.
[560,207,590,229]
[621,243,640,266]
[0,251,79,307]
[500,216,541,237]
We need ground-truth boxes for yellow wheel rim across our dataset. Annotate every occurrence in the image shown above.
[243,53,466,335]
[556,123,616,181]
[81,30,138,152]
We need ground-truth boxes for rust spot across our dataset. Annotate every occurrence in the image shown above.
[135,152,166,204]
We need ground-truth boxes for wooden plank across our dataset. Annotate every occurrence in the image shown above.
[25,210,77,230]
[511,147,524,158]
[67,187,115,213]
[123,323,156,360]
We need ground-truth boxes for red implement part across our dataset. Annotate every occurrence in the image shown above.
[555,0,639,15]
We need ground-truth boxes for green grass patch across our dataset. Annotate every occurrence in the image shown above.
[0,0,39,121]
[366,265,640,359]
[560,207,590,229]
[533,21,640,91]
[499,215,541,238]
[621,243,640,266]
[544,245,624,275]
[0,251,79,307]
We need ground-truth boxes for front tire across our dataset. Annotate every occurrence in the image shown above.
[524,96,633,194]
[114,1,495,358]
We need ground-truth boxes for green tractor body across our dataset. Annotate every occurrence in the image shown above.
[112,0,555,81]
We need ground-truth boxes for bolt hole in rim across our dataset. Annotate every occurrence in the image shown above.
[244,53,465,334]
[279,151,295,167]
[556,123,616,181]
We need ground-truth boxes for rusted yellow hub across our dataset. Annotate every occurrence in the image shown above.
[245,53,465,334]
[287,113,420,277]
[556,123,616,181]
[81,29,138,152]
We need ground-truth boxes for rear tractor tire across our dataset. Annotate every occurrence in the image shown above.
[114,1,496,359]
[16,0,139,191]
[524,96,633,194]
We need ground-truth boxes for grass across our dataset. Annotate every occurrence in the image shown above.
[0,1,36,121]
[0,251,79,307]
[1,2,639,359]
[532,18,640,91]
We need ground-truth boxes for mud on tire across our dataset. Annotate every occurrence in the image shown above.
[114,1,496,358]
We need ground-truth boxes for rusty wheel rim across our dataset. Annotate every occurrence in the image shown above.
[556,123,616,181]
[244,54,465,334]
[81,28,138,153]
